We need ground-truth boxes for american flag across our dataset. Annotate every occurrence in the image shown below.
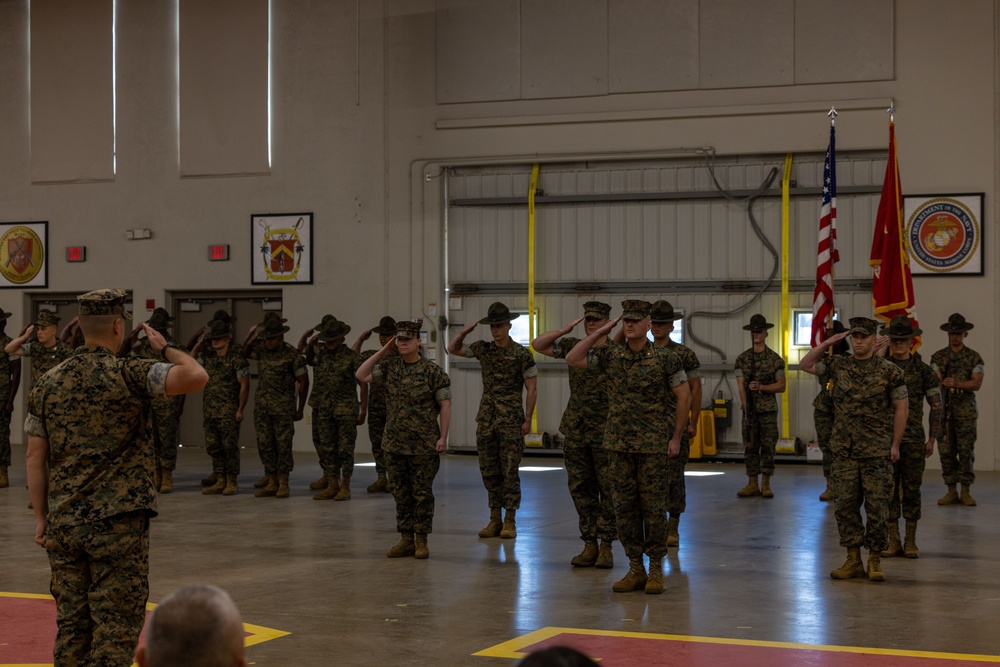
[811,126,839,347]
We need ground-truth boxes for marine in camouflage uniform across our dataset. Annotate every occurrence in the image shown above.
[449,302,537,540]
[929,313,984,507]
[880,315,941,559]
[566,300,691,595]
[812,321,849,502]
[0,309,22,488]
[305,317,366,501]
[129,308,187,491]
[532,301,616,568]
[246,315,309,498]
[6,309,72,388]
[734,314,786,498]
[360,320,451,559]
[24,288,208,667]
[354,315,398,493]
[802,316,907,582]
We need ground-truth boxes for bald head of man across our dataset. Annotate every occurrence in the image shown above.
[135,585,247,667]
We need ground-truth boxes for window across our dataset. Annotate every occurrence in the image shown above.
[792,309,840,347]
[508,310,538,347]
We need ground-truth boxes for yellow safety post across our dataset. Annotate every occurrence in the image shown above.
[527,163,541,438]
[780,153,793,439]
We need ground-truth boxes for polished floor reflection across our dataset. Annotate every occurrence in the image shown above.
[2,445,998,666]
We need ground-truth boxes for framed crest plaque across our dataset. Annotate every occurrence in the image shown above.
[0,221,48,288]
[251,213,313,285]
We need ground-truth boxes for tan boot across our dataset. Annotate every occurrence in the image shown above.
[367,474,388,493]
[200,472,218,487]
[937,484,959,505]
[159,469,174,494]
[882,521,903,557]
[333,476,351,501]
[253,475,270,488]
[387,533,415,558]
[571,540,599,567]
[645,557,664,595]
[667,515,680,547]
[903,519,920,558]
[202,474,227,495]
[819,482,832,502]
[760,474,774,498]
[222,474,239,496]
[830,547,866,579]
[960,484,977,506]
[276,473,290,498]
[313,476,340,500]
[612,557,648,593]
[0,465,8,488]
[499,509,517,538]
[309,474,329,491]
[414,533,429,559]
[478,508,503,538]
[595,541,614,569]
[254,474,278,497]
[737,476,760,497]
[867,551,885,582]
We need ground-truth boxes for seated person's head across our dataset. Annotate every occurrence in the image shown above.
[135,584,246,667]
[519,646,599,667]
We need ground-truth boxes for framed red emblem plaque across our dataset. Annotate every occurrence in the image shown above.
[251,213,313,285]
[0,221,48,288]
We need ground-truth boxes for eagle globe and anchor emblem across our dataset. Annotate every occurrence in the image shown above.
[258,216,306,281]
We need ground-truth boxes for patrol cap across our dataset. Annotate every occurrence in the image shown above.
[649,300,677,324]
[941,313,974,333]
[317,319,351,342]
[146,307,174,331]
[78,289,131,319]
[848,317,878,336]
[742,314,774,331]
[204,319,232,340]
[259,318,290,338]
[881,315,922,339]
[395,320,421,339]
[372,316,397,335]
[583,301,611,320]
[620,299,651,321]
[478,302,519,325]
[35,310,60,327]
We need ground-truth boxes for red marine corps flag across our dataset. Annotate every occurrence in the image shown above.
[811,119,839,347]
[870,114,920,345]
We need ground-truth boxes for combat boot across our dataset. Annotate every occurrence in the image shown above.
[645,557,664,595]
[478,508,502,538]
[387,533,415,558]
[830,547,865,579]
[819,482,832,502]
[155,467,163,491]
[500,509,517,539]
[612,557,647,593]
[414,533,430,559]
[334,476,351,501]
[937,484,959,505]
[960,484,977,506]
[867,551,885,582]
[367,474,388,493]
[276,473,290,498]
[760,474,774,498]
[313,476,340,500]
[222,474,239,496]
[571,540,598,567]
[882,521,903,557]
[159,469,174,494]
[0,465,8,488]
[202,474,227,495]
[667,515,680,547]
[253,474,270,488]
[595,541,614,569]
[254,474,278,497]
[309,474,329,491]
[736,476,760,497]
[201,472,218,487]
[903,519,920,558]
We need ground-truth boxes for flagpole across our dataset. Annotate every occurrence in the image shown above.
[826,107,838,329]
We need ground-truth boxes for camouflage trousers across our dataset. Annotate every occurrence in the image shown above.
[889,439,927,522]
[386,451,441,534]
[609,450,670,560]
[0,404,10,466]
[665,434,691,515]
[476,422,524,510]
[204,416,241,475]
[940,418,977,485]
[312,408,358,479]
[831,455,892,551]
[742,410,778,476]
[814,408,834,479]
[255,412,295,474]
[151,405,180,471]
[564,434,616,543]
[368,410,387,477]
[45,511,150,667]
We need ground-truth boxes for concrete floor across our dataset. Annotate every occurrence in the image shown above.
[2,444,998,666]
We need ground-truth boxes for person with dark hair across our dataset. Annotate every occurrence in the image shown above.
[352,315,398,493]
[813,319,849,502]
[6,309,71,388]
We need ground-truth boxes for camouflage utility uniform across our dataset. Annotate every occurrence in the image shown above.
[23,339,72,388]
[930,346,984,486]
[664,340,700,516]
[361,347,396,481]
[309,344,364,481]
[551,336,615,546]
[200,346,250,477]
[734,347,784,477]
[249,340,308,475]
[820,355,907,551]
[26,346,171,667]
[813,364,835,481]
[589,342,687,561]
[888,352,940,521]
[374,355,451,534]
[463,340,537,511]
[132,337,187,471]
[0,333,13,469]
